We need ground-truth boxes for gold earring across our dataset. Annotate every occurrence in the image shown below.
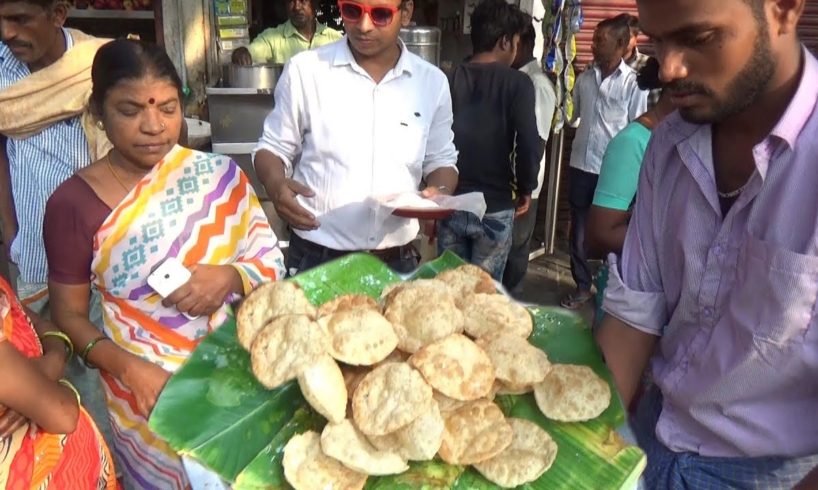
[96,121,104,130]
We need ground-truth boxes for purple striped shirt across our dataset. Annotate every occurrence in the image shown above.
[604,47,818,458]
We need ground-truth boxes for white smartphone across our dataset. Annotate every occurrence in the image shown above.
[147,258,198,320]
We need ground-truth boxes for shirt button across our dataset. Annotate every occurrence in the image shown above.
[713,245,723,256]
[703,307,713,318]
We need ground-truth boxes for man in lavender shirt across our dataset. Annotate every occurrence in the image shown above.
[596,0,818,487]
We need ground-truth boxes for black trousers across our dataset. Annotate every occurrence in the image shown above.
[568,167,599,292]
[285,233,419,277]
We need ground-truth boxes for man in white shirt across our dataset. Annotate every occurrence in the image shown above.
[561,16,647,309]
[503,21,557,293]
[253,0,458,275]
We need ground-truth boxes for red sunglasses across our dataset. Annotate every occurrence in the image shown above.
[337,1,400,27]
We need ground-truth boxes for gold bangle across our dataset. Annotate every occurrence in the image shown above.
[80,335,109,369]
[57,379,81,405]
[41,331,74,360]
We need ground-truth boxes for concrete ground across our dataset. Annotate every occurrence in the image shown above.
[512,250,597,326]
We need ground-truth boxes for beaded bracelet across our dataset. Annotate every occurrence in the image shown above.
[57,379,81,405]
[80,335,110,369]
[41,331,74,360]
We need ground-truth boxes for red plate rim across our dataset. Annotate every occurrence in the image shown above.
[391,207,455,219]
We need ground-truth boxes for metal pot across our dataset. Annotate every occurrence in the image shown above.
[399,25,441,66]
[225,63,283,90]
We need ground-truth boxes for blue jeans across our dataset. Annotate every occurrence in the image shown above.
[437,209,515,281]
[632,387,818,489]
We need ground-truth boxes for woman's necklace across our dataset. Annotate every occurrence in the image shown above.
[106,153,142,193]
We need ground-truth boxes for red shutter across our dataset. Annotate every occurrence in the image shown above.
[573,0,641,67]
[576,1,818,64]
[799,1,818,56]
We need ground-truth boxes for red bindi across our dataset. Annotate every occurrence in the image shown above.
[148,98,156,105]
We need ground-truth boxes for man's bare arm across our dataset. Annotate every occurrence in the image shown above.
[0,137,17,260]
[424,167,458,196]
[255,149,318,230]
[595,313,658,408]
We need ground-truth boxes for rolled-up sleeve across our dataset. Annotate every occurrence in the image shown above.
[421,74,458,177]
[252,60,304,176]
[602,136,667,336]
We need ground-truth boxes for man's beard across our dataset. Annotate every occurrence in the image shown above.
[291,13,309,28]
[675,26,776,124]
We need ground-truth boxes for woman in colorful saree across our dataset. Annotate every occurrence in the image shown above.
[0,275,116,489]
[43,39,285,489]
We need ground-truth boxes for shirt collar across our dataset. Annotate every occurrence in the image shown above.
[768,46,818,150]
[332,37,414,78]
[593,58,631,81]
[520,59,540,73]
[283,20,333,42]
[667,46,818,183]
[627,47,641,65]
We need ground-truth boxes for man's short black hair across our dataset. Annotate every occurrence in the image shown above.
[611,13,640,36]
[470,0,527,55]
[597,15,631,48]
[519,15,536,49]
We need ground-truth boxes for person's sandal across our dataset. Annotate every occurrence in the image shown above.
[560,290,593,310]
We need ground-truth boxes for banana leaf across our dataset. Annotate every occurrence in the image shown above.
[149,252,645,489]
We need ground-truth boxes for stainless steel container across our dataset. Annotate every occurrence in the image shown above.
[206,87,275,198]
[224,63,283,89]
[206,86,274,147]
[399,26,441,66]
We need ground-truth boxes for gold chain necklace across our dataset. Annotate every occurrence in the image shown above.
[107,153,133,192]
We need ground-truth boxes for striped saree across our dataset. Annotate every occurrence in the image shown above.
[0,277,116,490]
[89,146,285,489]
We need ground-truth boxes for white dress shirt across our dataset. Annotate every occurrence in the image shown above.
[569,60,647,175]
[519,60,557,199]
[254,38,458,251]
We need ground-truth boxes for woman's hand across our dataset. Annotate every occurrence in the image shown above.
[119,355,172,418]
[163,264,242,317]
[0,405,27,437]
[33,349,67,382]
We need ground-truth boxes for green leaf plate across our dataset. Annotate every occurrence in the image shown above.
[149,251,645,489]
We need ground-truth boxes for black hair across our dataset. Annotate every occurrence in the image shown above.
[611,13,639,36]
[636,56,661,90]
[470,0,527,55]
[519,15,536,49]
[596,15,632,48]
[90,39,183,113]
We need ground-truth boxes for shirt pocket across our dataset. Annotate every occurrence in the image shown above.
[386,119,427,173]
[730,234,818,344]
[598,93,627,122]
